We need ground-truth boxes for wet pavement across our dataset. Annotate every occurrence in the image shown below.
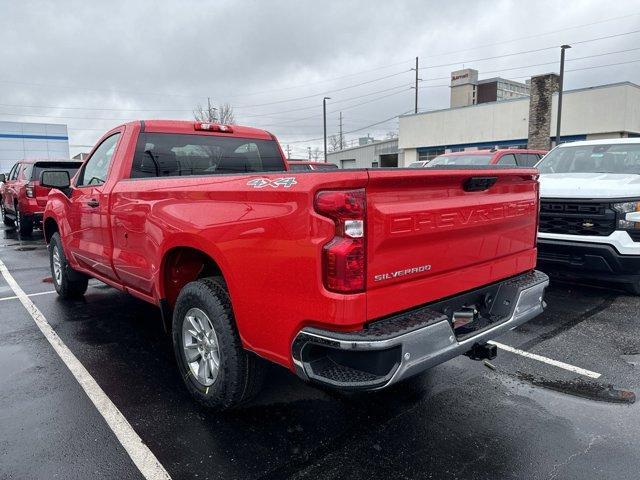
[1,224,639,479]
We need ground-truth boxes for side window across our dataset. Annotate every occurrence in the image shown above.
[20,164,33,180]
[497,154,517,166]
[77,133,121,187]
[8,163,19,181]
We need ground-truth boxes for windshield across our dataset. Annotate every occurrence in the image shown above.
[538,143,640,174]
[427,154,493,166]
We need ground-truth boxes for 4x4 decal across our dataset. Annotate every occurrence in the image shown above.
[247,177,297,189]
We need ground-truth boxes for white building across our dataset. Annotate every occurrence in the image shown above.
[399,82,640,166]
[326,138,403,169]
[0,121,70,173]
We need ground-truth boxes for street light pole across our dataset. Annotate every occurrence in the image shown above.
[556,45,571,146]
[323,97,330,162]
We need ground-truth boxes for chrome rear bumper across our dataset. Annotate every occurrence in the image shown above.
[292,270,549,390]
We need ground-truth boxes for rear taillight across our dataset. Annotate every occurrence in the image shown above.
[315,189,365,293]
[26,183,34,198]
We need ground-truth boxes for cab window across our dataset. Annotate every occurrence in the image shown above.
[77,133,121,187]
[497,154,517,166]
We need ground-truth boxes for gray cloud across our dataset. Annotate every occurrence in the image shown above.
[1,0,639,156]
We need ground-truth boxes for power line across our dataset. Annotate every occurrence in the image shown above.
[286,110,412,144]
[232,70,410,109]
[418,29,640,71]
[418,46,640,83]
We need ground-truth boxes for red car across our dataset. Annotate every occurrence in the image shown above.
[287,160,339,171]
[41,120,548,409]
[0,159,83,236]
[410,148,547,168]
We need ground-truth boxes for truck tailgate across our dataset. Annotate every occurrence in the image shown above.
[365,168,539,319]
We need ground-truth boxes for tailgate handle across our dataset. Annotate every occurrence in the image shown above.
[464,176,498,192]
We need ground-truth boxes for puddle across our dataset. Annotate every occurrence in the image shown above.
[517,372,636,404]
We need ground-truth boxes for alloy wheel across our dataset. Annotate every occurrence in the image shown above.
[182,307,221,387]
[52,245,63,286]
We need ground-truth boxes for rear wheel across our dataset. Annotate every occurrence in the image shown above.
[1,202,13,226]
[15,205,33,237]
[49,232,89,298]
[172,277,264,410]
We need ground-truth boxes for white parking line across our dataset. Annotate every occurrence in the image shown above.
[0,290,56,302]
[488,340,602,379]
[0,258,171,480]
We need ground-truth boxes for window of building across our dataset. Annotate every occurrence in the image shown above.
[371,162,379,168]
[418,148,445,161]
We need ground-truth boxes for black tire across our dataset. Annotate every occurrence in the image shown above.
[172,277,264,410]
[625,282,640,296]
[15,206,33,237]
[1,202,13,226]
[49,232,89,298]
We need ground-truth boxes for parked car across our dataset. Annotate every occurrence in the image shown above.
[536,138,640,294]
[408,161,429,168]
[0,160,83,236]
[423,148,547,168]
[41,120,548,410]
[287,160,339,171]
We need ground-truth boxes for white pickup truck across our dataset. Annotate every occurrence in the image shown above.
[536,138,640,294]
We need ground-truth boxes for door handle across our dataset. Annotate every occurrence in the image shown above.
[87,199,100,208]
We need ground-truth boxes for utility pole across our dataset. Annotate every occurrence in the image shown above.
[339,112,343,150]
[286,144,291,160]
[556,45,571,146]
[207,97,213,122]
[414,56,419,114]
[308,146,311,160]
[323,97,331,162]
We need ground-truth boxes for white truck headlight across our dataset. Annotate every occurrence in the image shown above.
[613,201,640,230]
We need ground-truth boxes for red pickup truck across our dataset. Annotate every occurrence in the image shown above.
[41,120,548,409]
[0,159,83,236]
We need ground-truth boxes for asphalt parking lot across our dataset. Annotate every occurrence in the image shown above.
[1,225,639,480]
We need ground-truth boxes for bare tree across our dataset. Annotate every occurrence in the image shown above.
[193,99,235,124]
[218,103,235,124]
[328,135,342,152]
[385,131,398,140]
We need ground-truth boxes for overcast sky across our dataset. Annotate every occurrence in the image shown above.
[1,0,639,157]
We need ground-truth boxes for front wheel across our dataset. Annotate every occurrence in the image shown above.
[172,277,264,410]
[49,233,89,298]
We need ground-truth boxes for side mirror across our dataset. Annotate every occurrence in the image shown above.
[0,173,5,183]
[41,170,71,190]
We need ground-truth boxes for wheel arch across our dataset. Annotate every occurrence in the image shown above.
[43,217,59,244]
[159,245,228,311]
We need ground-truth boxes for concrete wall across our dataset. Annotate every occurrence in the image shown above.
[550,83,640,137]
[399,97,530,150]
[0,121,70,174]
